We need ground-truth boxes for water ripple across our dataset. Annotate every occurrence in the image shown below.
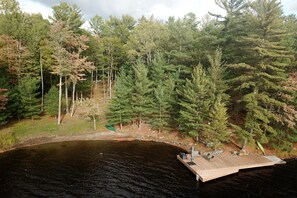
[0,141,296,198]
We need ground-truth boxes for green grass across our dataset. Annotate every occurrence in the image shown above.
[0,115,109,150]
[12,119,59,139]
[2,116,106,140]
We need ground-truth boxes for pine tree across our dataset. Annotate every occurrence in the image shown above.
[6,86,22,121]
[148,54,177,132]
[44,86,59,117]
[150,54,166,85]
[18,77,41,119]
[0,76,23,124]
[150,80,175,132]
[50,2,84,32]
[178,64,210,139]
[204,96,229,148]
[228,0,297,149]
[211,0,249,63]
[107,69,133,129]
[207,49,229,103]
[165,14,197,66]
[132,62,153,128]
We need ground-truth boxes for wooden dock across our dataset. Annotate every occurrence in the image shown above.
[177,153,285,182]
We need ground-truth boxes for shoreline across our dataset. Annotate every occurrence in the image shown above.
[0,131,189,154]
[1,131,296,160]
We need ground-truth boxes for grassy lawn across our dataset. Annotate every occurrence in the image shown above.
[2,115,107,141]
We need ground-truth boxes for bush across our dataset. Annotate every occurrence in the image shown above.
[0,132,17,149]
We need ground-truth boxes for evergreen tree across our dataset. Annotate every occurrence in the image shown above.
[178,64,210,139]
[132,62,153,128]
[18,77,41,119]
[7,86,22,120]
[44,86,59,117]
[50,2,84,32]
[229,0,297,149]
[207,49,229,103]
[0,76,22,124]
[200,49,230,147]
[211,0,249,63]
[150,78,176,132]
[126,17,168,65]
[107,69,133,129]
[149,53,175,84]
[150,54,166,85]
[165,13,198,66]
[204,96,229,148]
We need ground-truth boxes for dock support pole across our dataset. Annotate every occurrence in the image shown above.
[196,174,199,181]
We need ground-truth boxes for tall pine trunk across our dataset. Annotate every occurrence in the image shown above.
[58,75,62,125]
[71,82,76,117]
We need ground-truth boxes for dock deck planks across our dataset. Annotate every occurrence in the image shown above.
[177,153,283,182]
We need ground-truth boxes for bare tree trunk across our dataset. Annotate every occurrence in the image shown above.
[109,56,113,99]
[241,138,247,151]
[80,91,83,102]
[65,76,69,114]
[93,116,96,130]
[58,75,62,125]
[107,66,110,99]
[159,103,162,133]
[138,115,142,129]
[40,50,44,112]
[109,70,112,99]
[103,67,106,101]
[71,82,76,117]
[91,69,94,98]
[95,67,98,89]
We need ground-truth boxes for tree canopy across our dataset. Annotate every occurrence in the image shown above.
[0,0,297,151]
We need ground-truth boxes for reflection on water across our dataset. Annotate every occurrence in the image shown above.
[0,141,296,198]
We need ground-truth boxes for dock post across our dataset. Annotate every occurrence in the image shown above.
[191,146,194,162]
[196,174,199,181]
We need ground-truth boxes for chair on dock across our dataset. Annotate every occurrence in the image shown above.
[213,149,224,155]
[203,153,214,161]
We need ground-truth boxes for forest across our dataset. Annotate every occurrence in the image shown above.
[0,0,297,151]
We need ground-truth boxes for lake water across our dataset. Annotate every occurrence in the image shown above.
[0,141,296,198]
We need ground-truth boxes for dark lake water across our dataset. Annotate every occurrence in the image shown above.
[0,141,296,198]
